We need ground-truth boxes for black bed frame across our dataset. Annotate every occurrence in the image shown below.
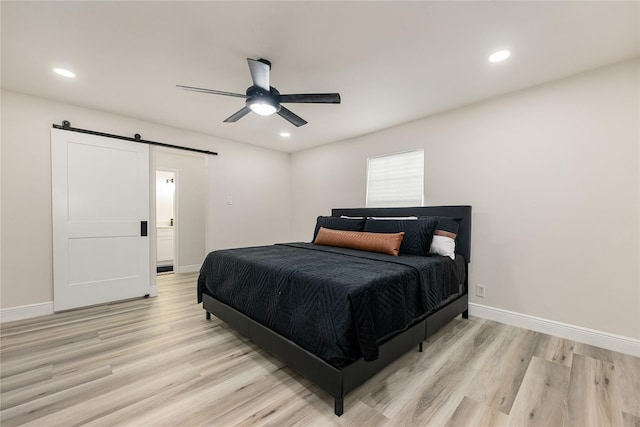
[202,206,472,416]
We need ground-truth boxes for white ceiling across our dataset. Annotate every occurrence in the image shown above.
[2,1,638,153]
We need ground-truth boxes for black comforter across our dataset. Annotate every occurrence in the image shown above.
[197,242,464,368]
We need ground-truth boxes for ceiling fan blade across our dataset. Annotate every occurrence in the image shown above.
[177,85,246,98]
[279,93,341,104]
[277,106,308,127]
[247,58,270,91]
[223,106,251,123]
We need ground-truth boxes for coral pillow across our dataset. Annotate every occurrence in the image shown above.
[314,227,405,256]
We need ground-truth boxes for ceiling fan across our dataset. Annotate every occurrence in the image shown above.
[177,58,341,127]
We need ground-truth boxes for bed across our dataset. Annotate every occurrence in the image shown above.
[197,206,471,416]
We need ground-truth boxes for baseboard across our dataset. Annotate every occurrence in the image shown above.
[469,303,640,357]
[0,302,54,323]
[1,288,159,322]
[176,264,200,274]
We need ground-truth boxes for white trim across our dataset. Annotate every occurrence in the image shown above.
[469,303,640,357]
[148,284,158,298]
[176,264,201,274]
[0,302,54,323]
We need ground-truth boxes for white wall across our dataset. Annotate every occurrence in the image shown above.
[291,59,640,341]
[0,89,291,309]
[206,141,292,251]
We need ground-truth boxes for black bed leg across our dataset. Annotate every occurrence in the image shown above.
[335,398,344,416]
[462,309,469,319]
[419,342,423,352]
[205,311,211,320]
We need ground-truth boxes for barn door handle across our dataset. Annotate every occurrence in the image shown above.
[141,221,148,237]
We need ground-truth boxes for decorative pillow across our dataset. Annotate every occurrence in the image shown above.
[363,217,438,256]
[314,227,405,256]
[429,217,460,260]
[313,216,366,241]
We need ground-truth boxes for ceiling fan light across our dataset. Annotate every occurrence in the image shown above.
[249,101,278,116]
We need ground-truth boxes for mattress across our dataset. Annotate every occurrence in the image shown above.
[198,242,465,368]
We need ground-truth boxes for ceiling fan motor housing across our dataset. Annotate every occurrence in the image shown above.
[246,85,281,113]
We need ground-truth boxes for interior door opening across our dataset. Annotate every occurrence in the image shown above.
[156,170,176,275]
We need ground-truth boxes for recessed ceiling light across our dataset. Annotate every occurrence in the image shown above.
[488,50,511,63]
[53,68,76,78]
[279,132,291,138]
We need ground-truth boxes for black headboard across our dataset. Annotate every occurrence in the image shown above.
[331,206,472,263]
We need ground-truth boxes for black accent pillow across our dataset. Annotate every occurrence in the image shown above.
[312,216,366,242]
[363,217,438,255]
[434,217,460,235]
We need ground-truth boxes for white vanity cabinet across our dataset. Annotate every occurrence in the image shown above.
[157,226,174,266]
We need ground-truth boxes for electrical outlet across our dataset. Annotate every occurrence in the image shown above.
[226,195,233,205]
[476,284,486,298]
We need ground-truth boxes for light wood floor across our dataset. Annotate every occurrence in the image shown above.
[1,273,639,426]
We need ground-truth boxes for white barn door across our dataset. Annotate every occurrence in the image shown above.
[52,128,150,311]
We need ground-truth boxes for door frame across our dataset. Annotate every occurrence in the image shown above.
[155,146,208,274]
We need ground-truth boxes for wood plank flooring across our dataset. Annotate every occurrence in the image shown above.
[1,273,639,426]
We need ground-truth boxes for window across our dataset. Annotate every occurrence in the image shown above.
[366,149,424,207]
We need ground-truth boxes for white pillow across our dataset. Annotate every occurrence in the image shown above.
[429,235,455,260]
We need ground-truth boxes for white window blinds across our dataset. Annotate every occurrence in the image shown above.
[366,149,424,208]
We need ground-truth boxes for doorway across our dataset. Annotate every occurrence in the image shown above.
[156,170,176,274]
